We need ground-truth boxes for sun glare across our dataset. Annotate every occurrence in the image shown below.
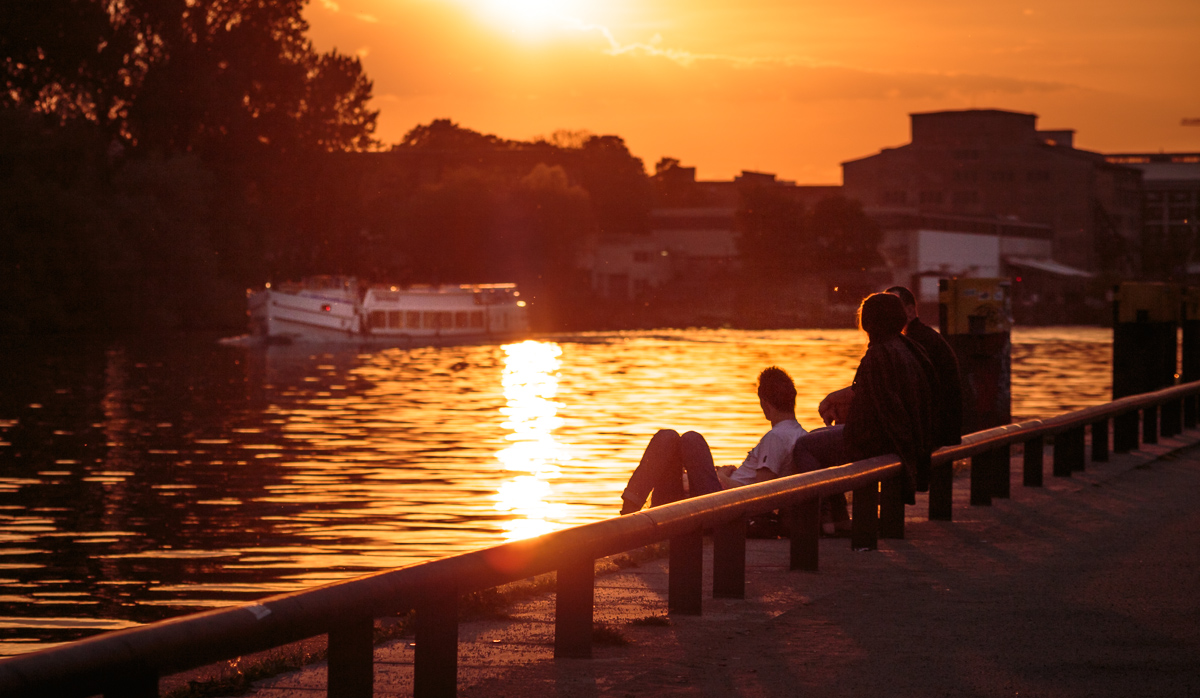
[472,0,591,36]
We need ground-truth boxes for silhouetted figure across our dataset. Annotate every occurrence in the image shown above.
[793,293,937,513]
[620,367,807,514]
[885,285,963,452]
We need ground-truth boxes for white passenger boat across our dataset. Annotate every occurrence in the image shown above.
[241,276,529,345]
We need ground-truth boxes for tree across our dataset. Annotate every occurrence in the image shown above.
[806,196,883,271]
[1,0,377,156]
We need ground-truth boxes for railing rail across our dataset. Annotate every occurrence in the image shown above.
[3,380,1199,698]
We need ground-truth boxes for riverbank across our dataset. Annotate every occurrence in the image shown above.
[182,428,1200,697]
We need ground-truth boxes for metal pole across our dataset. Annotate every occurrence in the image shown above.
[712,518,747,599]
[879,474,905,539]
[668,531,703,615]
[787,499,820,572]
[850,482,879,550]
[328,615,374,698]
[928,459,953,521]
[1091,420,1109,462]
[1022,435,1043,487]
[970,453,992,506]
[414,585,458,698]
[554,557,594,659]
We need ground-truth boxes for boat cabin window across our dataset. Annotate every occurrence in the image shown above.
[423,312,437,329]
[455,311,469,328]
[407,311,420,328]
[387,311,401,328]
[440,312,452,328]
[369,311,386,329]
[470,311,484,328]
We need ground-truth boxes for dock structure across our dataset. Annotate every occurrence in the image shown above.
[2,383,1200,697]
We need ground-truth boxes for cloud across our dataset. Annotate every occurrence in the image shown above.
[319,0,340,11]
[354,12,379,23]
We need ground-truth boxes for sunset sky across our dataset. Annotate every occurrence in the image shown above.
[305,0,1200,183]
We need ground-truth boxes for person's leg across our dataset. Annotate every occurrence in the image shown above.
[791,425,848,473]
[621,429,684,514]
[679,431,721,497]
[792,425,851,528]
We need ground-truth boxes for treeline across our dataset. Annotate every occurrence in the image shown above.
[1,1,881,334]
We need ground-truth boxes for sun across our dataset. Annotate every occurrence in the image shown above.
[473,0,588,36]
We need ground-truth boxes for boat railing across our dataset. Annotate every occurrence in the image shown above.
[2,380,1198,698]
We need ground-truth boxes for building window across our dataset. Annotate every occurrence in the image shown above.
[879,190,907,205]
[919,191,943,205]
[455,311,469,328]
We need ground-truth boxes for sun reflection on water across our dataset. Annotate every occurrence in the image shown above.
[494,341,566,540]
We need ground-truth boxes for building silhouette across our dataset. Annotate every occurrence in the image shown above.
[842,109,1144,278]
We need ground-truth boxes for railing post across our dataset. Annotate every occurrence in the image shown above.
[1053,427,1084,477]
[1114,411,1139,453]
[1091,419,1109,462]
[787,498,820,572]
[104,670,158,698]
[991,444,1011,498]
[328,615,374,698]
[1186,394,1199,430]
[879,473,905,539]
[850,481,879,550]
[1023,435,1043,487]
[712,517,747,599]
[1069,426,1086,472]
[668,530,703,615]
[970,452,992,506]
[414,583,458,698]
[554,557,594,659]
[1143,405,1159,444]
[1162,397,1182,437]
[928,459,953,521]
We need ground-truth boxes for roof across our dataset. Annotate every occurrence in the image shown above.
[1004,256,1094,278]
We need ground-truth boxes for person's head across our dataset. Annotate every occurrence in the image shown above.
[884,285,919,323]
[757,366,796,415]
[858,292,908,342]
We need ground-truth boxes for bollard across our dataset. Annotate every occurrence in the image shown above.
[1183,287,1200,428]
[1112,282,1179,449]
[328,615,374,698]
[668,530,703,615]
[1091,420,1109,462]
[554,557,594,658]
[787,499,820,571]
[878,473,905,539]
[850,482,879,550]
[928,459,953,521]
[414,584,458,698]
[712,518,747,599]
[940,277,1012,499]
[1023,435,1044,487]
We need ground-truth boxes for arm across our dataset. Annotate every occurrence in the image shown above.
[819,386,855,426]
[716,464,773,489]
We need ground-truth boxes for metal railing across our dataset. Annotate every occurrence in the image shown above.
[2,380,1199,698]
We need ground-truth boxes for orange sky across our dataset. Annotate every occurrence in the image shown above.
[305,0,1200,183]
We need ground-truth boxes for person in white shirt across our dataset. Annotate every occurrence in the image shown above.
[620,366,808,515]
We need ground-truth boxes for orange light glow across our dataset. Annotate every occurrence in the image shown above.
[494,340,567,540]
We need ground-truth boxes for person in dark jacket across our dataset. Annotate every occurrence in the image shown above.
[792,292,937,505]
[885,285,963,451]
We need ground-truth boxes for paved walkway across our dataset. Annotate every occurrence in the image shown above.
[194,431,1200,697]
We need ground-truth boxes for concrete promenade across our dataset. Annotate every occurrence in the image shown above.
[207,431,1200,697]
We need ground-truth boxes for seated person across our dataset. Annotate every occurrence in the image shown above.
[792,292,937,509]
[620,366,807,515]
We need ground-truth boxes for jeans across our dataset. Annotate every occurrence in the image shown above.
[791,425,850,523]
[621,429,723,513]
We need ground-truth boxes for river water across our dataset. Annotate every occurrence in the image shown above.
[0,327,1113,655]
